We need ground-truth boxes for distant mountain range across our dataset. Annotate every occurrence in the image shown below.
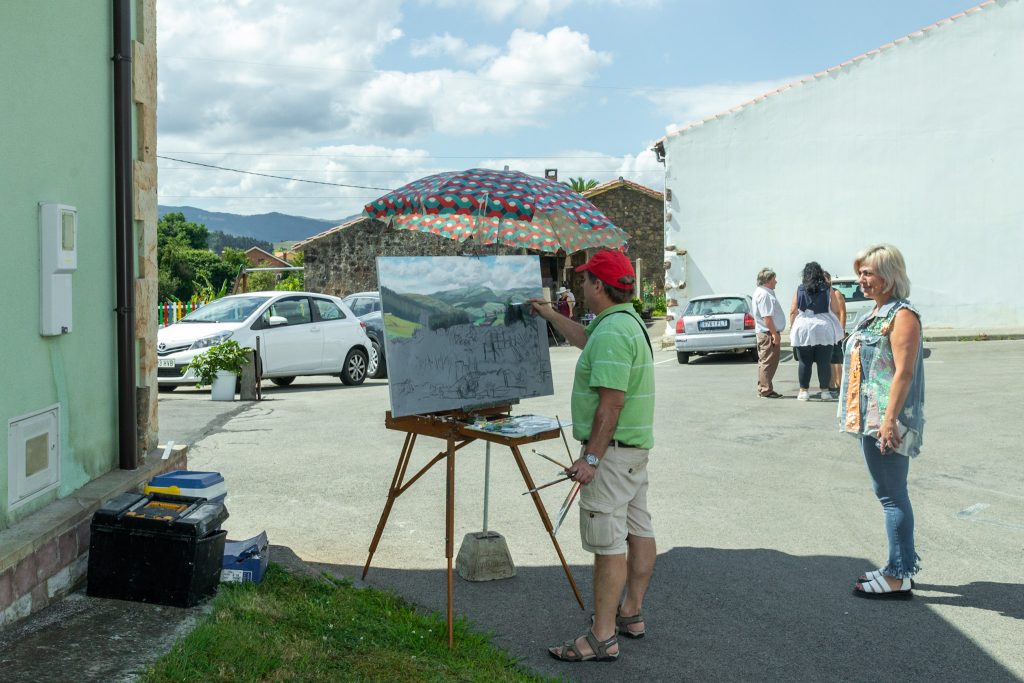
[158,205,348,243]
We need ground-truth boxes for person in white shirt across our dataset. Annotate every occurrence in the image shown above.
[752,268,787,398]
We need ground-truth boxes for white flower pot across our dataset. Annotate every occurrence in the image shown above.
[210,371,237,401]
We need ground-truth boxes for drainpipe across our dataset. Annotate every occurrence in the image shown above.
[113,0,137,470]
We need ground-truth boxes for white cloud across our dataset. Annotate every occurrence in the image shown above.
[157,144,454,221]
[354,27,610,137]
[158,0,610,144]
[642,77,805,132]
[409,33,500,65]
[155,2,614,220]
[419,0,661,26]
[419,0,573,26]
[381,256,540,293]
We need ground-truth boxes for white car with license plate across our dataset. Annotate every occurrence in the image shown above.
[829,278,874,334]
[675,294,758,364]
[157,292,371,390]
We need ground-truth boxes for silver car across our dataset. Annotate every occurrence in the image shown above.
[830,278,874,333]
[674,294,758,364]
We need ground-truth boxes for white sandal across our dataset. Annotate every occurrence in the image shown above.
[859,568,916,589]
[854,574,913,599]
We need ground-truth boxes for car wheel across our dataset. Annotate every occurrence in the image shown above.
[367,339,387,379]
[341,348,368,385]
[158,384,177,393]
[271,376,296,387]
[748,348,759,362]
[677,352,690,365]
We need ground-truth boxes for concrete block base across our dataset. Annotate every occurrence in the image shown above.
[455,531,516,582]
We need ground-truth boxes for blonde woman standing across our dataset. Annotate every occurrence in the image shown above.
[838,245,925,599]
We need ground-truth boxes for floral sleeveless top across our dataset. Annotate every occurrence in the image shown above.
[837,299,925,457]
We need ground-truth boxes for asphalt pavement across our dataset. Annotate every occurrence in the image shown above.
[148,338,1024,682]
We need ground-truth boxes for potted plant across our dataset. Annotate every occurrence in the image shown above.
[184,340,251,401]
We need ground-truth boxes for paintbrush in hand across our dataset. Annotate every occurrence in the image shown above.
[522,474,571,495]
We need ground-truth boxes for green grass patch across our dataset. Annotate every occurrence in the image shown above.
[141,564,554,683]
[383,312,422,339]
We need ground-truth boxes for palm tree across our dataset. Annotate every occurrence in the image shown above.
[564,177,599,193]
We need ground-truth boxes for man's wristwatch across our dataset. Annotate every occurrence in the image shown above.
[582,453,600,467]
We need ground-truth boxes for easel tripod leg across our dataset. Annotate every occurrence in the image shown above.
[445,436,455,648]
[509,445,585,609]
[362,432,416,579]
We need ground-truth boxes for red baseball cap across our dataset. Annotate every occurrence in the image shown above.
[575,249,635,290]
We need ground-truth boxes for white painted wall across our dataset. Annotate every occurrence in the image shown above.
[663,0,1023,331]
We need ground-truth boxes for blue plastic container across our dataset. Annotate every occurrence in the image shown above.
[146,470,226,505]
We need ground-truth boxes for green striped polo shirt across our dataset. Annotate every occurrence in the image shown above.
[571,303,655,450]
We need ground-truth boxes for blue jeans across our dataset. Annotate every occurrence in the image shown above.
[861,437,921,578]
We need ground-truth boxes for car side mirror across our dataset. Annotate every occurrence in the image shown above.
[268,315,288,327]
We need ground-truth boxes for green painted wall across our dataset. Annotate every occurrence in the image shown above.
[0,3,119,528]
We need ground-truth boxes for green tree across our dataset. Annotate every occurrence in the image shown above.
[247,270,279,292]
[564,177,599,193]
[276,250,304,291]
[158,212,209,250]
[221,247,249,288]
[157,214,241,301]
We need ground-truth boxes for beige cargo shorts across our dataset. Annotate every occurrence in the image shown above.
[578,445,653,555]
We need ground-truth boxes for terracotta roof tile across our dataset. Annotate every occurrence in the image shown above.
[582,178,664,202]
[292,216,370,250]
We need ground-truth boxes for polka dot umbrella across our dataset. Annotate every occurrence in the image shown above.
[363,168,629,253]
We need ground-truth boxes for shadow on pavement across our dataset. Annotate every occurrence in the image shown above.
[316,546,1021,683]
[682,352,759,366]
[913,581,1023,621]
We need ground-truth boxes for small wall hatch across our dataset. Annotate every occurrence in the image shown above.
[8,404,61,512]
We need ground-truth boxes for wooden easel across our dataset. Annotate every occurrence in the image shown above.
[362,405,585,648]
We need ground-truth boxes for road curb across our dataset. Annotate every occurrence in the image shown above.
[656,331,1024,350]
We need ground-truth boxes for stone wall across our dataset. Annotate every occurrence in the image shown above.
[300,218,530,297]
[584,187,665,295]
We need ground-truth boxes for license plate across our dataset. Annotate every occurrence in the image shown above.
[698,319,729,330]
[158,359,175,368]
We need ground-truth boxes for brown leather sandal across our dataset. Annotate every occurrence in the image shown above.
[616,610,646,639]
[548,630,619,662]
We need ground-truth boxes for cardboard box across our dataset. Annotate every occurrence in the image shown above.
[221,531,269,584]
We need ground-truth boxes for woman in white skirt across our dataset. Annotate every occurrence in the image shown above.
[789,262,844,400]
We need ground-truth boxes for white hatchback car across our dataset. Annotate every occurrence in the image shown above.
[157,291,371,390]
[830,278,874,333]
[674,293,758,364]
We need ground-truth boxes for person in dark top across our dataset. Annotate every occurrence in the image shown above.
[788,262,843,401]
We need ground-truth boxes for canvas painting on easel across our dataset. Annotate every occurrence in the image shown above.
[376,255,554,417]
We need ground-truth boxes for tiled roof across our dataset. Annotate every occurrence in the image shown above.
[656,0,996,144]
[244,246,290,266]
[292,215,371,250]
[582,177,663,202]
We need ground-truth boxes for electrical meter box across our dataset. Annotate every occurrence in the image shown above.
[39,202,78,336]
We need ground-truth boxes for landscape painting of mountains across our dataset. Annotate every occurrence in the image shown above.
[377,256,554,417]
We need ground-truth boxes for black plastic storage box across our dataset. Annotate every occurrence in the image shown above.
[87,491,228,607]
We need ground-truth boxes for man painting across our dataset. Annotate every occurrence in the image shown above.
[753,267,786,398]
[531,249,656,663]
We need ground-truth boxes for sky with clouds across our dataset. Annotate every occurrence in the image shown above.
[378,255,541,293]
[156,0,975,223]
